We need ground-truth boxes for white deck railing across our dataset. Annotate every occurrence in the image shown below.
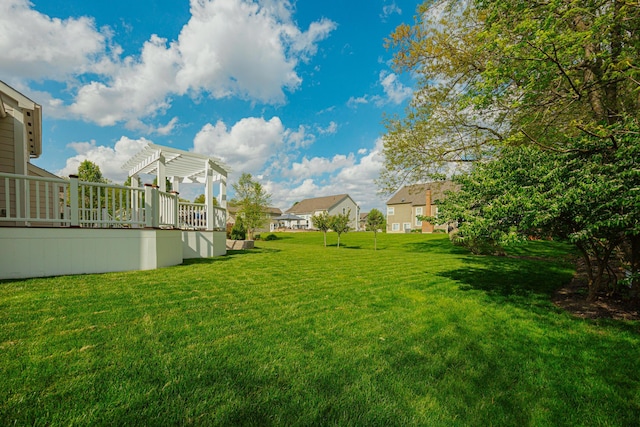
[0,173,225,230]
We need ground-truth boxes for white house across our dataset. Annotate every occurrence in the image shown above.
[286,194,360,231]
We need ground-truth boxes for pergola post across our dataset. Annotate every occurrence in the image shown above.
[219,178,227,209]
[205,160,214,231]
[130,174,140,226]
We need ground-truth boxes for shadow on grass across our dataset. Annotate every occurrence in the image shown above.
[438,255,574,309]
[403,239,470,255]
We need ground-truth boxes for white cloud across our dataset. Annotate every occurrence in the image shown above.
[192,116,285,175]
[284,124,316,149]
[0,0,108,80]
[174,0,336,103]
[378,71,413,105]
[317,121,338,135]
[347,96,369,108]
[381,2,402,21]
[56,136,151,183]
[2,0,336,127]
[69,35,180,126]
[286,154,354,180]
[125,117,179,136]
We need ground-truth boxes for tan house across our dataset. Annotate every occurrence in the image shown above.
[227,205,282,232]
[286,194,360,231]
[1,81,230,280]
[386,182,457,233]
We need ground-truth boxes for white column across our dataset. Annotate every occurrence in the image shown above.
[205,161,214,230]
[218,177,227,208]
[69,175,79,227]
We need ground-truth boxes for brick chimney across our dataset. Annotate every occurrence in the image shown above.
[422,188,434,233]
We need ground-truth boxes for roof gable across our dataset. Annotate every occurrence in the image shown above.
[286,194,352,214]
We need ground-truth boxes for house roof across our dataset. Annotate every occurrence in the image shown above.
[28,163,60,179]
[386,181,458,206]
[286,194,351,214]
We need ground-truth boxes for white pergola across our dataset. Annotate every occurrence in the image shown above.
[122,143,230,210]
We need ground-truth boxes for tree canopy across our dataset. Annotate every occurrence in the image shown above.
[231,173,271,240]
[380,0,640,192]
[77,160,107,184]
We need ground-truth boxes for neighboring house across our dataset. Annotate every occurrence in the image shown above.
[359,212,369,231]
[0,81,230,280]
[286,194,360,231]
[386,182,458,233]
[227,205,282,232]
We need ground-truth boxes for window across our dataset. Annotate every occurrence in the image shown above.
[387,206,395,216]
[403,223,411,231]
[415,207,423,226]
[392,223,400,231]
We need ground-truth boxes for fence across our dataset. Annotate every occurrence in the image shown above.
[0,173,225,230]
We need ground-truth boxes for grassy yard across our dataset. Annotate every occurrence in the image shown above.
[1,232,639,426]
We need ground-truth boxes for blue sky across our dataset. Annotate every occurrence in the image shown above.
[1,0,417,211]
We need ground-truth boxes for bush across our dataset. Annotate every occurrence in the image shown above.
[230,218,246,240]
[264,233,278,241]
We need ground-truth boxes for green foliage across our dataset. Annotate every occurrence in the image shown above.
[366,208,386,250]
[438,129,640,299]
[229,216,246,241]
[77,160,106,184]
[193,194,205,204]
[263,233,278,241]
[2,234,639,425]
[231,173,271,240]
[311,211,331,247]
[329,210,351,248]
[380,0,640,191]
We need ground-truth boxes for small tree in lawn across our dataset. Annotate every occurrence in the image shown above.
[366,208,385,251]
[231,173,271,240]
[311,211,331,247]
[330,210,351,248]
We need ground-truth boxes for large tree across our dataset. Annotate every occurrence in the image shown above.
[231,173,271,240]
[381,0,640,192]
[382,0,640,300]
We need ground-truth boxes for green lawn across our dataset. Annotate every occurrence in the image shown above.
[1,232,639,426]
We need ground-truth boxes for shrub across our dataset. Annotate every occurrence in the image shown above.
[230,217,246,240]
[264,233,278,241]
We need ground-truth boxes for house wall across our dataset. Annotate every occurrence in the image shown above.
[386,203,414,233]
[0,109,15,174]
[182,230,226,258]
[0,228,184,279]
[387,203,447,233]
[327,197,359,230]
